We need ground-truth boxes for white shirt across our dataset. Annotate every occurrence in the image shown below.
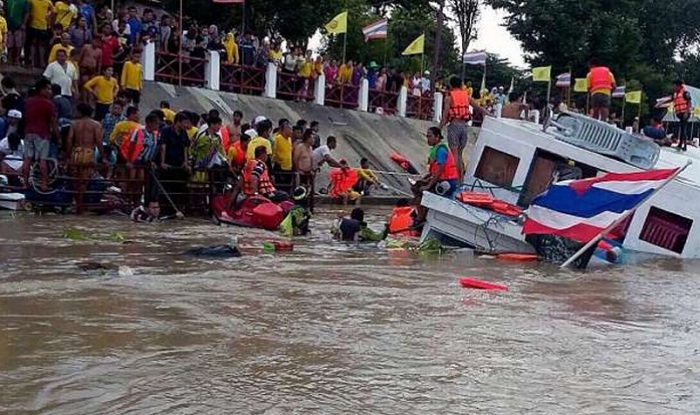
[0,137,24,158]
[420,77,431,93]
[43,61,78,96]
[312,145,331,169]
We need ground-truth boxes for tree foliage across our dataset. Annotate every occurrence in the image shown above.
[487,0,700,121]
[448,0,480,54]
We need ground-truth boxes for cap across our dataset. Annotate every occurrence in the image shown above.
[7,109,22,119]
[254,115,267,126]
[244,128,257,138]
[424,70,430,75]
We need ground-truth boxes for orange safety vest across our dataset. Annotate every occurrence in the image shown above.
[674,85,690,114]
[388,206,419,236]
[230,140,246,170]
[429,142,460,181]
[448,89,471,121]
[588,66,613,93]
[119,127,144,163]
[243,159,275,196]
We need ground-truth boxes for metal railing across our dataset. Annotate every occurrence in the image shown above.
[369,89,399,115]
[220,63,266,95]
[325,83,360,109]
[406,93,434,120]
[154,51,207,87]
[277,71,315,102]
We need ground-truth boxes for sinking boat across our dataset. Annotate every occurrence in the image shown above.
[211,194,294,230]
[421,112,700,260]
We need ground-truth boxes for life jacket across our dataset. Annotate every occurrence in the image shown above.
[328,167,358,197]
[119,126,144,163]
[448,89,471,121]
[230,140,247,170]
[588,66,613,93]
[388,206,419,236]
[674,85,690,114]
[428,142,460,181]
[243,159,275,196]
[220,126,231,151]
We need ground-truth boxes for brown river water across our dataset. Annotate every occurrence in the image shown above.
[1,210,699,414]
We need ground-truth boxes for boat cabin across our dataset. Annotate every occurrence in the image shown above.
[462,115,700,259]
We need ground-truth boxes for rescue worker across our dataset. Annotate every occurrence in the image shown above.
[243,145,288,202]
[439,76,471,182]
[333,208,385,242]
[673,79,692,151]
[586,59,616,121]
[227,130,251,173]
[412,127,461,222]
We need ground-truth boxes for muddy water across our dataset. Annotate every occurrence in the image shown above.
[0,211,698,414]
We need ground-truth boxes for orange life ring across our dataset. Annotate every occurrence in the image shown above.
[497,253,539,262]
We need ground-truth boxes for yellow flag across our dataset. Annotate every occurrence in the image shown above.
[574,78,588,93]
[625,91,642,104]
[402,34,425,56]
[532,66,551,82]
[325,11,348,34]
[693,106,700,118]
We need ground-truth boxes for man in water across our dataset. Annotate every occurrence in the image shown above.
[333,207,384,242]
[131,200,161,223]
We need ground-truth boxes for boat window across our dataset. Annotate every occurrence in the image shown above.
[639,207,693,254]
[474,147,519,187]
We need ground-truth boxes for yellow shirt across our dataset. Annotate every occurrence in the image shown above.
[298,60,313,78]
[84,75,118,104]
[269,49,283,63]
[187,126,198,139]
[54,1,76,30]
[272,133,293,171]
[120,61,143,91]
[48,44,73,63]
[29,0,54,31]
[161,108,176,123]
[338,64,353,84]
[246,136,272,161]
[0,16,7,46]
[109,120,141,145]
[356,167,378,182]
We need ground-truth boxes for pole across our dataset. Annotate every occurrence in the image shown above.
[560,162,691,268]
[638,91,643,120]
[178,0,183,88]
[241,3,246,35]
[546,79,552,106]
[342,32,347,65]
[420,51,425,74]
[566,67,572,107]
[431,0,445,93]
[621,98,626,127]
[383,36,388,67]
[586,93,590,116]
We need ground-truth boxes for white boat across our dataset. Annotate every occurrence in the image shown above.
[0,192,25,210]
[421,113,700,259]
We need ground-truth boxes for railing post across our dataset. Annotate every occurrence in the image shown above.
[315,74,326,105]
[205,51,220,90]
[397,86,408,117]
[433,92,443,123]
[142,41,155,81]
[359,78,369,112]
[265,63,277,99]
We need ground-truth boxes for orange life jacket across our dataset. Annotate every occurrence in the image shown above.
[119,126,144,163]
[588,66,613,93]
[429,142,460,181]
[231,140,246,170]
[328,167,358,197]
[674,85,690,114]
[448,89,471,121]
[220,126,231,151]
[243,159,275,196]
[388,206,419,236]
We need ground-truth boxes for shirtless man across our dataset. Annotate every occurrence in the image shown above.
[501,92,529,120]
[67,103,103,173]
[293,128,314,188]
[227,110,244,143]
[79,37,103,101]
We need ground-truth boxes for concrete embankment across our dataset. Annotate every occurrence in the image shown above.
[140,82,441,192]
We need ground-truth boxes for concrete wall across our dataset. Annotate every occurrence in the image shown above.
[140,81,445,191]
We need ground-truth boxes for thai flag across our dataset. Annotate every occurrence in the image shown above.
[612,86,626,98]
[362,19,388,41]
[523,168,679,243]
[655,95,673,108]
[555,73,571,87]
[463,51,487,66]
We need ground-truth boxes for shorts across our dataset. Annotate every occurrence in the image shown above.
[26,27,50,44]
[25,134,51,160]
[591,93,611,109]
[71,147,95,166]
[447,121,469,150]
[7,29,25,49]
[124,88,141,105]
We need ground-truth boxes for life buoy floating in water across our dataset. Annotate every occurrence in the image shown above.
[459,277,509,291]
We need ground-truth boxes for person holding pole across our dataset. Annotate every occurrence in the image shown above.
[586,58,616,121]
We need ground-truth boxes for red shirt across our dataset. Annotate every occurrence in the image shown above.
[101,35,120,67]
[24,96,56,137]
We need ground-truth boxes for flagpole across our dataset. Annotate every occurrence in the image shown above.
[342,32,347,66]
[178,0,183,88]
[560,162,691,269]
[383,36,388,67]
[546,78,552,106]
[621,98,626,126]
[567,67,572,107]
[638,91,643,120]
